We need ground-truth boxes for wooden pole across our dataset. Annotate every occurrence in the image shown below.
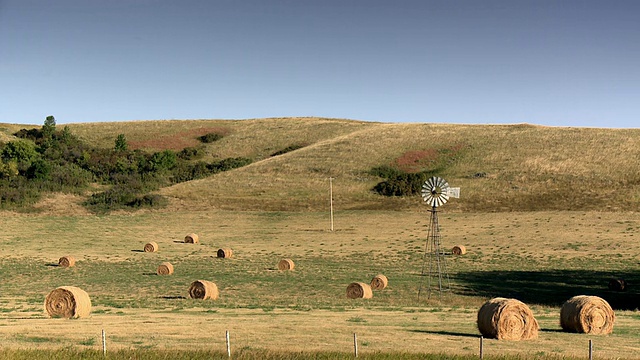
[226,330,231,358]
[330,177,334,232]
[479,336,483,359]
[353,332,358,357]
[589,339,593,360]
[101,329,106,356]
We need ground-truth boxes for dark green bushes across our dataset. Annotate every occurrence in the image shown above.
[0,118,252,212]
[372,171,435,197]
[370,166,439,197]
[198,132,224,143]
[171,157,252,183]
[270,144,306,157]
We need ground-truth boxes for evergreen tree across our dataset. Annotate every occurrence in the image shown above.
[42,115,56,139]
[114,134,128,152]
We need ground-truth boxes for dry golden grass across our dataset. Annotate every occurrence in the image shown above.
[151,121,640,213]
[3,118,640,358]
[5,118,640,213]
[65,117,371,159]
[0,209,639,358]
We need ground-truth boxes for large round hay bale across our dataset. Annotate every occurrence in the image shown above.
[144,241,158,253]
[477,297,539,340]
[157,262,174,275]
[346,282,373,299]
[278,259,295,270]
[370,274,388,290]
[452,245,467,255]
[58,256,76,268]
[184,233,199,244]
[608,278,626,292]
[44,286,91,318]
[560,295,615,334]
[217,248,233,258]
[188,280,219,300]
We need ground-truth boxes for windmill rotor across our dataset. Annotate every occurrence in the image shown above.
[421,176,450,207]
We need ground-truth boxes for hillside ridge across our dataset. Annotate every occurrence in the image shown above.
[2,118,639,213]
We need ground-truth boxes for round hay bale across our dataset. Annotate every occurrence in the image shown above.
[157,262,174,275]
[370,274,388,290]
[560,295,615,334]
[217,248,233,258]
[452,245,467,255]
[278,259,295,270]
[44,286,91,318]
[188,280,219,300]
[477,297,539,340]
[184,233,199,244]
[346,282,373,299]
[144,241,158,253]
[608,278,626,292]
[58,256,76,268]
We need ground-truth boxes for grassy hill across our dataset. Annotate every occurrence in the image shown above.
[3,117,640,213]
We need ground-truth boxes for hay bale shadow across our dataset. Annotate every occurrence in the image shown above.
[45,263,59,267]
[131,250,144,253]
[410,329,478,338]
[455,270,640,310]
[159,295,187,300]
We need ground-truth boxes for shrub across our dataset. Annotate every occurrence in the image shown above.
[49,164,93,189]
[84,185,139,212]
[171,161,210,183]
[177,146,205,160]
[126,194,168,209]
[2,139,40,165]
[373,172,433,197]
[198,132,224,143]
[270,144,306,157]
[0,177,41,207]
[209,157,252,172]
[25,159,51,180]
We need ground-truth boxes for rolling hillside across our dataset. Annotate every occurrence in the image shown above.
[2,117,640,213]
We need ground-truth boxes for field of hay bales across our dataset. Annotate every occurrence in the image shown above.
[1,118,640,359]
[1,210,639,359]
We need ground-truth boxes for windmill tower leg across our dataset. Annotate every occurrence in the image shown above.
[418,206,450,300]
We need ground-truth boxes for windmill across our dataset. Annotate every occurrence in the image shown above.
[418,176,460,300]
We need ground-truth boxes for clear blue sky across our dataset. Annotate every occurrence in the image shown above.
[1,1,638,127]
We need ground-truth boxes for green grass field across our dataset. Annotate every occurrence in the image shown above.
[1,118,640,359]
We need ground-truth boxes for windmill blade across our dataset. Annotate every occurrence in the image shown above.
[421,176,450,207]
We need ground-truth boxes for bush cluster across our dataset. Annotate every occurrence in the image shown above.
[370,165,439,197]
[198,132,224,143]
[0,118,252,213]
[270,144,306,157]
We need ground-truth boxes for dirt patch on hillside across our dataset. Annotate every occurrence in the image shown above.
[128,127,229,151]
[393,143,468,173]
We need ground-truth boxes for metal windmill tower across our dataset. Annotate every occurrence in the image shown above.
[418,176,460,300]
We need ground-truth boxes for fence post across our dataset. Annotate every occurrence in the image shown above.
[479,336,483,359]
[226,330,231,358]
[589,339,593,360]
[101,329,106,356]
[353,333,358,357]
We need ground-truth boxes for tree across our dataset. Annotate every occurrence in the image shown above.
[1,139,40,174]
[61,126,72,143]
[114,134,128,152]
[42,115,56,139]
